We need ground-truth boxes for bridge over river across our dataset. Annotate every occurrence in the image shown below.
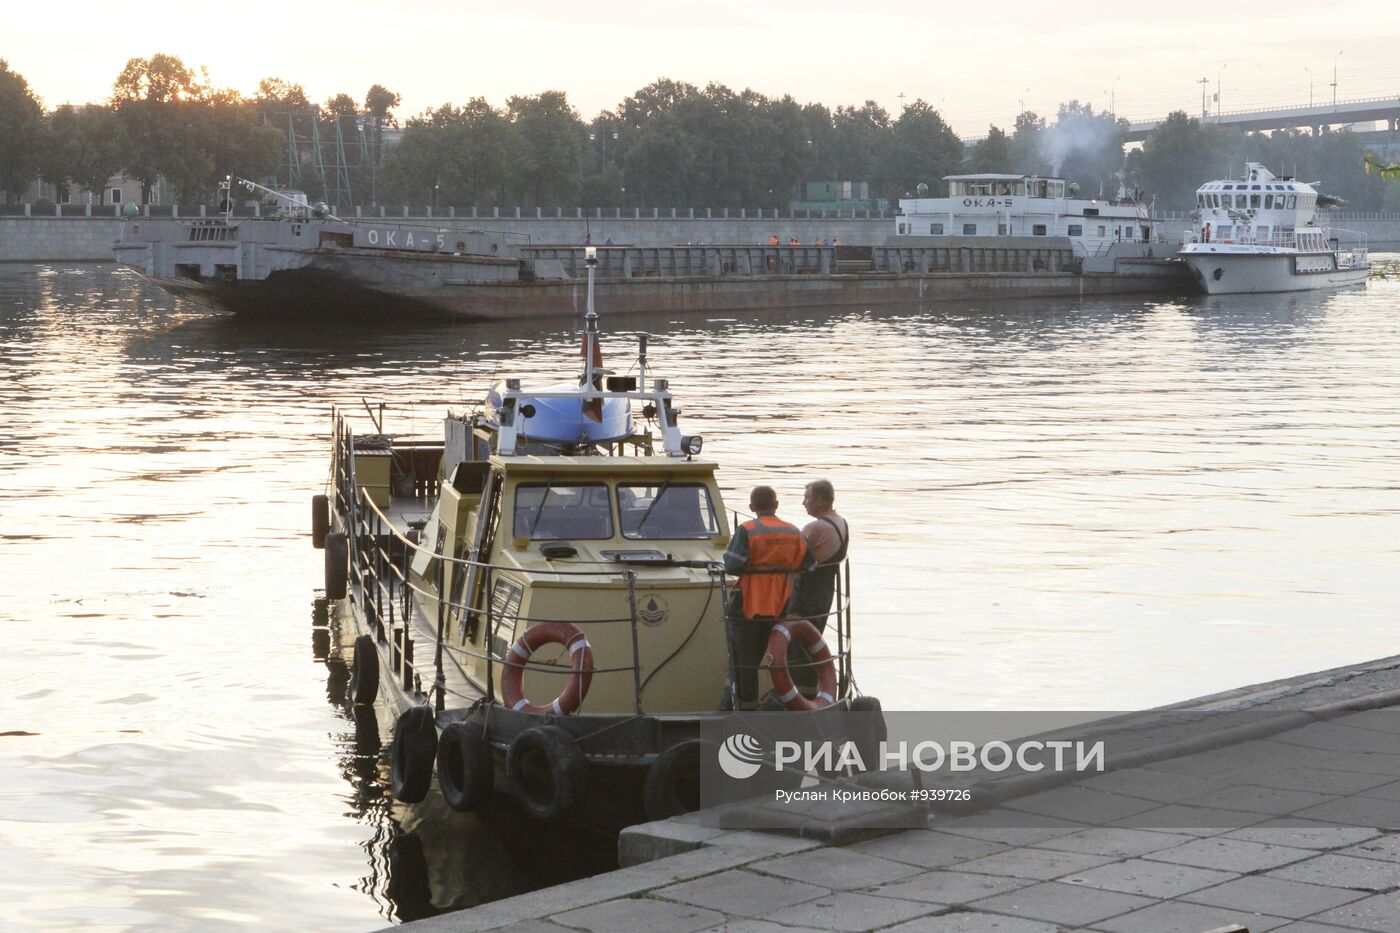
[1125,95,1400,141]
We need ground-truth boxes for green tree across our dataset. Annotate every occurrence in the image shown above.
[871,99,963,199]
[0,59,43,203]
[68,106,126,203]
[970,126,1012,173]
[38,104,81,202]
[829,102,889,181]
[1010,111,1049,175]
[506,91,584,206]
[361,84,400,205]
[112,53,205,203]
[1125,111,1244,211]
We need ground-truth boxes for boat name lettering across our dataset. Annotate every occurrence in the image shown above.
[962,199,1014,208]
[364,228,446,251]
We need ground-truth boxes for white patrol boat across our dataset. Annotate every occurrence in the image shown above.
[894,173,1159,258]
[313,247,879,827]
[1178,162,1369,294]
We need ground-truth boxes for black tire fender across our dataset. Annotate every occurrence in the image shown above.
[507,725,588,822]
[390,706,438,803]
[849,695,887,767]
[349,634,380,706]
[324,532,348,599]
[312,494,330,549]
[643,738,714,821]
[436,721,495,813]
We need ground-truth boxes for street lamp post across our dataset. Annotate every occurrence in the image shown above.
[1107,76,1120,115]
[1305,66,1313,108]
[1216,63,1228,122]
[1018,87,1030,115]
[1332,50,1343,108]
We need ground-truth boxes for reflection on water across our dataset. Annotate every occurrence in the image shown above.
[2,262,1399,929]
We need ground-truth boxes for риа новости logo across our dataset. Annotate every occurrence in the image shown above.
[717,733,765,779]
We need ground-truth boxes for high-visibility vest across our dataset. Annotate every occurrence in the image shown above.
[738,515,808,618]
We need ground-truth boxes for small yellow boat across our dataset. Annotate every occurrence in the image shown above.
[313,248,876,825]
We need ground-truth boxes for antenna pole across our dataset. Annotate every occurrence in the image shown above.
[583,246,598,388]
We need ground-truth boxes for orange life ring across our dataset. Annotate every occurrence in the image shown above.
[764,619,838,711]
[501,622,594,716]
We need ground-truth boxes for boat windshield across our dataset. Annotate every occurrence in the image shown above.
[513,483,613,540]
[618,483,719,539]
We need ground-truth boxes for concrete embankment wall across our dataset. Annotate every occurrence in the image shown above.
[0,214,890,262]
[0,218,126,262]
[7,213,1400,263]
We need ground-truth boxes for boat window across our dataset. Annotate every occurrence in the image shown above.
[1218,225,1233,240]
[1067,224,1083,236]
[1097,225,1106,237]
[1287,195,1296,209]
[930,223,943,234]
[618,483,719,539]
[1032,224,1047,236]
[970,183,992,196]
[996,182,1012,196]
[513,483,614,540]
[998,223,1008,235]
[1264,195,1273,209]
[1250,195,1261,208]
[1014,182,1026,195]
[898,223,909,235]
[963,223,977,235]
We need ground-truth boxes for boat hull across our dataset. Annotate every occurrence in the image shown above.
[1181,250,1369,295]
[126,264,1189,320]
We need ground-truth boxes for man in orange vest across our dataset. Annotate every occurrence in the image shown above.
[723,485,812,704]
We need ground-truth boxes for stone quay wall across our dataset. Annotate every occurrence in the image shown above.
[5,209,1400,263]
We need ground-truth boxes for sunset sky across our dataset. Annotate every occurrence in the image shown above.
[7,0,1398,135]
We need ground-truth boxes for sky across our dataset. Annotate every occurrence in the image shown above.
[6,0,1400,137]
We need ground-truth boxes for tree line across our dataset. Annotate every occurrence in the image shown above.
[1,57,1393,212]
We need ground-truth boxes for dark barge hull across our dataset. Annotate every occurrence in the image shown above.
[141,265,1190,321]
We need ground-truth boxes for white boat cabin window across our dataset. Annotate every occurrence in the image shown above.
[1287,195,1297,209]
[898,223,909,235]
[1218,225,1233,240]
[963,223,977,235]
[1097,225,1106,237]
[514,483,614,540]
[1032,224,1047,236]
[1068,224,1083,236]
[998,223,1008,235]
[618,483,720,539]
[930,223,943,234]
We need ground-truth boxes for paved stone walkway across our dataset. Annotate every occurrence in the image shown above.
[395,705,1400,932]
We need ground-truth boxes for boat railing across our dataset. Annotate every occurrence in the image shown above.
[330,411,856,717]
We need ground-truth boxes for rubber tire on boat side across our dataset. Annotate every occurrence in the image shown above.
[324,532,348,599]
[312,494,330,549]
[507,725,588,822]
[436,721,495,813]
[643,738,715,821]
[349,634,380,706]
[849,695,886,768]
[390,706,438,804]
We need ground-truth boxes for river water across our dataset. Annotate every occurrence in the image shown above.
[3,262,1399,929]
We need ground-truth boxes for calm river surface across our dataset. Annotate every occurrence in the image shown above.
[3,262,1399,929]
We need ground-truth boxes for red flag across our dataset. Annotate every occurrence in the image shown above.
[581,333,604,422]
